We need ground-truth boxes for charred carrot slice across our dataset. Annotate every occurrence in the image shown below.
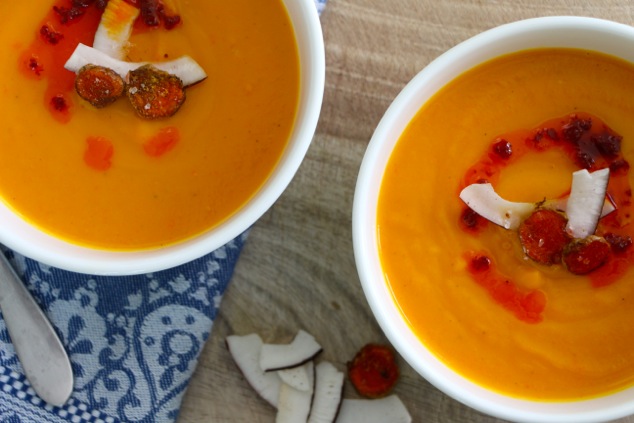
[348,344,399,399]
[519,209,571,265]
[75,64,125,108]
[126,65,185,119]
[563,236,611,275]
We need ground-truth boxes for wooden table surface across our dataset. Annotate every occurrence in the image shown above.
[178,1,634,422]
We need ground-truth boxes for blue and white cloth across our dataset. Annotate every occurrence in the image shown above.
[0,1,326,421]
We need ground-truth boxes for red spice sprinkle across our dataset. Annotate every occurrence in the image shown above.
[609,159,630,175]
[562,117,592,143]
[28,57,44,76]
[460,207,487,232]
[593,133,622,158]
[140,0,160,26]
[604,233,633,254]
[40,25,64,45]
[50,94,68,112]
[53,5,86,24]
[469,255,491,272]
[492,139,512,159]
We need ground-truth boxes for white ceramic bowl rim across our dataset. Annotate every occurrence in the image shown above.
[0,0,325,276]
[353,16,634,423]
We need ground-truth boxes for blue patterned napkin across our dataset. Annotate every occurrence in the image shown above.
[0,2,326,422]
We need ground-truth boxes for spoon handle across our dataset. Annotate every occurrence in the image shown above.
[0,253,73,406]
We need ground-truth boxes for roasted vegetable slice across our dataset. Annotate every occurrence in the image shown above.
[348,344,399,399]
[126,65,185,119]
[75,64,125,108]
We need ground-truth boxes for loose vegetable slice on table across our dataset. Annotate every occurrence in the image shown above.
[307,361,344,423]
[348,344,399,399]
[92,0,140,59]
[260,329,323,372]
[225,333,281,407]
[276,361,315,423]
[565,168,610,238]
[336,395,412,423]
[65,43,207,87]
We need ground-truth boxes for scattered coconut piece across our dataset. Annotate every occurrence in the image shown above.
[335,395,412,423]
[278,361,314,392]
[92,0,140,59]
[565,168,610,238]
[459,183,535,230]
[226,333,282,408]
[75,64,125,108]
[543,195,615,218]
[260,329,323,372]
[276,361,315,423]
[65,43,207,87]
[308,361,344,423]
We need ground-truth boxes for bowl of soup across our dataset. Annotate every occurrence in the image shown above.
[0,0,324,275]
[353,16,634,422]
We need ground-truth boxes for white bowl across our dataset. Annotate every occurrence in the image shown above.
[0,0,325,276]
[353,16,634,423]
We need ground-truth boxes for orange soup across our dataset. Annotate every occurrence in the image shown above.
[0,0,299,249]
[378,48,634,400]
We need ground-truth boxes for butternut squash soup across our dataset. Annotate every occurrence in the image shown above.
[377,48,634,400]
[0,0,299,249]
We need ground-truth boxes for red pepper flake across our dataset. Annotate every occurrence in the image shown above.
[143,127,180,157]
[460,207,488,233]
[40,24,64,45]
[562,116,592,144]
[28,56,44,77]
[140,0,160,26]
[604,232,633,254]
[50,94,68,111]
[53,5,86,24]
[348,344,399,399]
[491,139,512,159]
[84,136,114,171]
[609,158,630,175]
[469,255,491,272]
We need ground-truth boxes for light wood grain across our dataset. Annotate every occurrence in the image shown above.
[178,1,634,422]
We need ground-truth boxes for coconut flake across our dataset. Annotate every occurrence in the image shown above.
[92,0,139,59]
[335,395,412,423]
[260,329,323,372]
[307,361,344,423]
[459,183,535,230]
[275,361,315,423]
[565,168,610,238]
[65,43,207,87]
[226,333,282,408]
[278,362,314,392]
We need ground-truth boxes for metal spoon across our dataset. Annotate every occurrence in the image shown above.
[0,252,73,406]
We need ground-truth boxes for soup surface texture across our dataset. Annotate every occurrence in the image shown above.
[0,0,299,249]
[378,48,634,400]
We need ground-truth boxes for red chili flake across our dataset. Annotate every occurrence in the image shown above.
[469,255,491,272]
[28,56,44,76]
[609,159,630,175]
[492,139,512,159]
[604,233,633,254]
[348,344,399,399]
[143,127,180,157]
[50,94,68,112]
[140,0,160,26]
[84,136,114,171]
[53,5,86,24]
[40,25,64,45]
[562,116,592,144]
[546,128,559,140]
[592,133,622,158]
[575,150,595,170]
[563,236,611,275]
[519,209,571,265]
[460,207,487,232]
